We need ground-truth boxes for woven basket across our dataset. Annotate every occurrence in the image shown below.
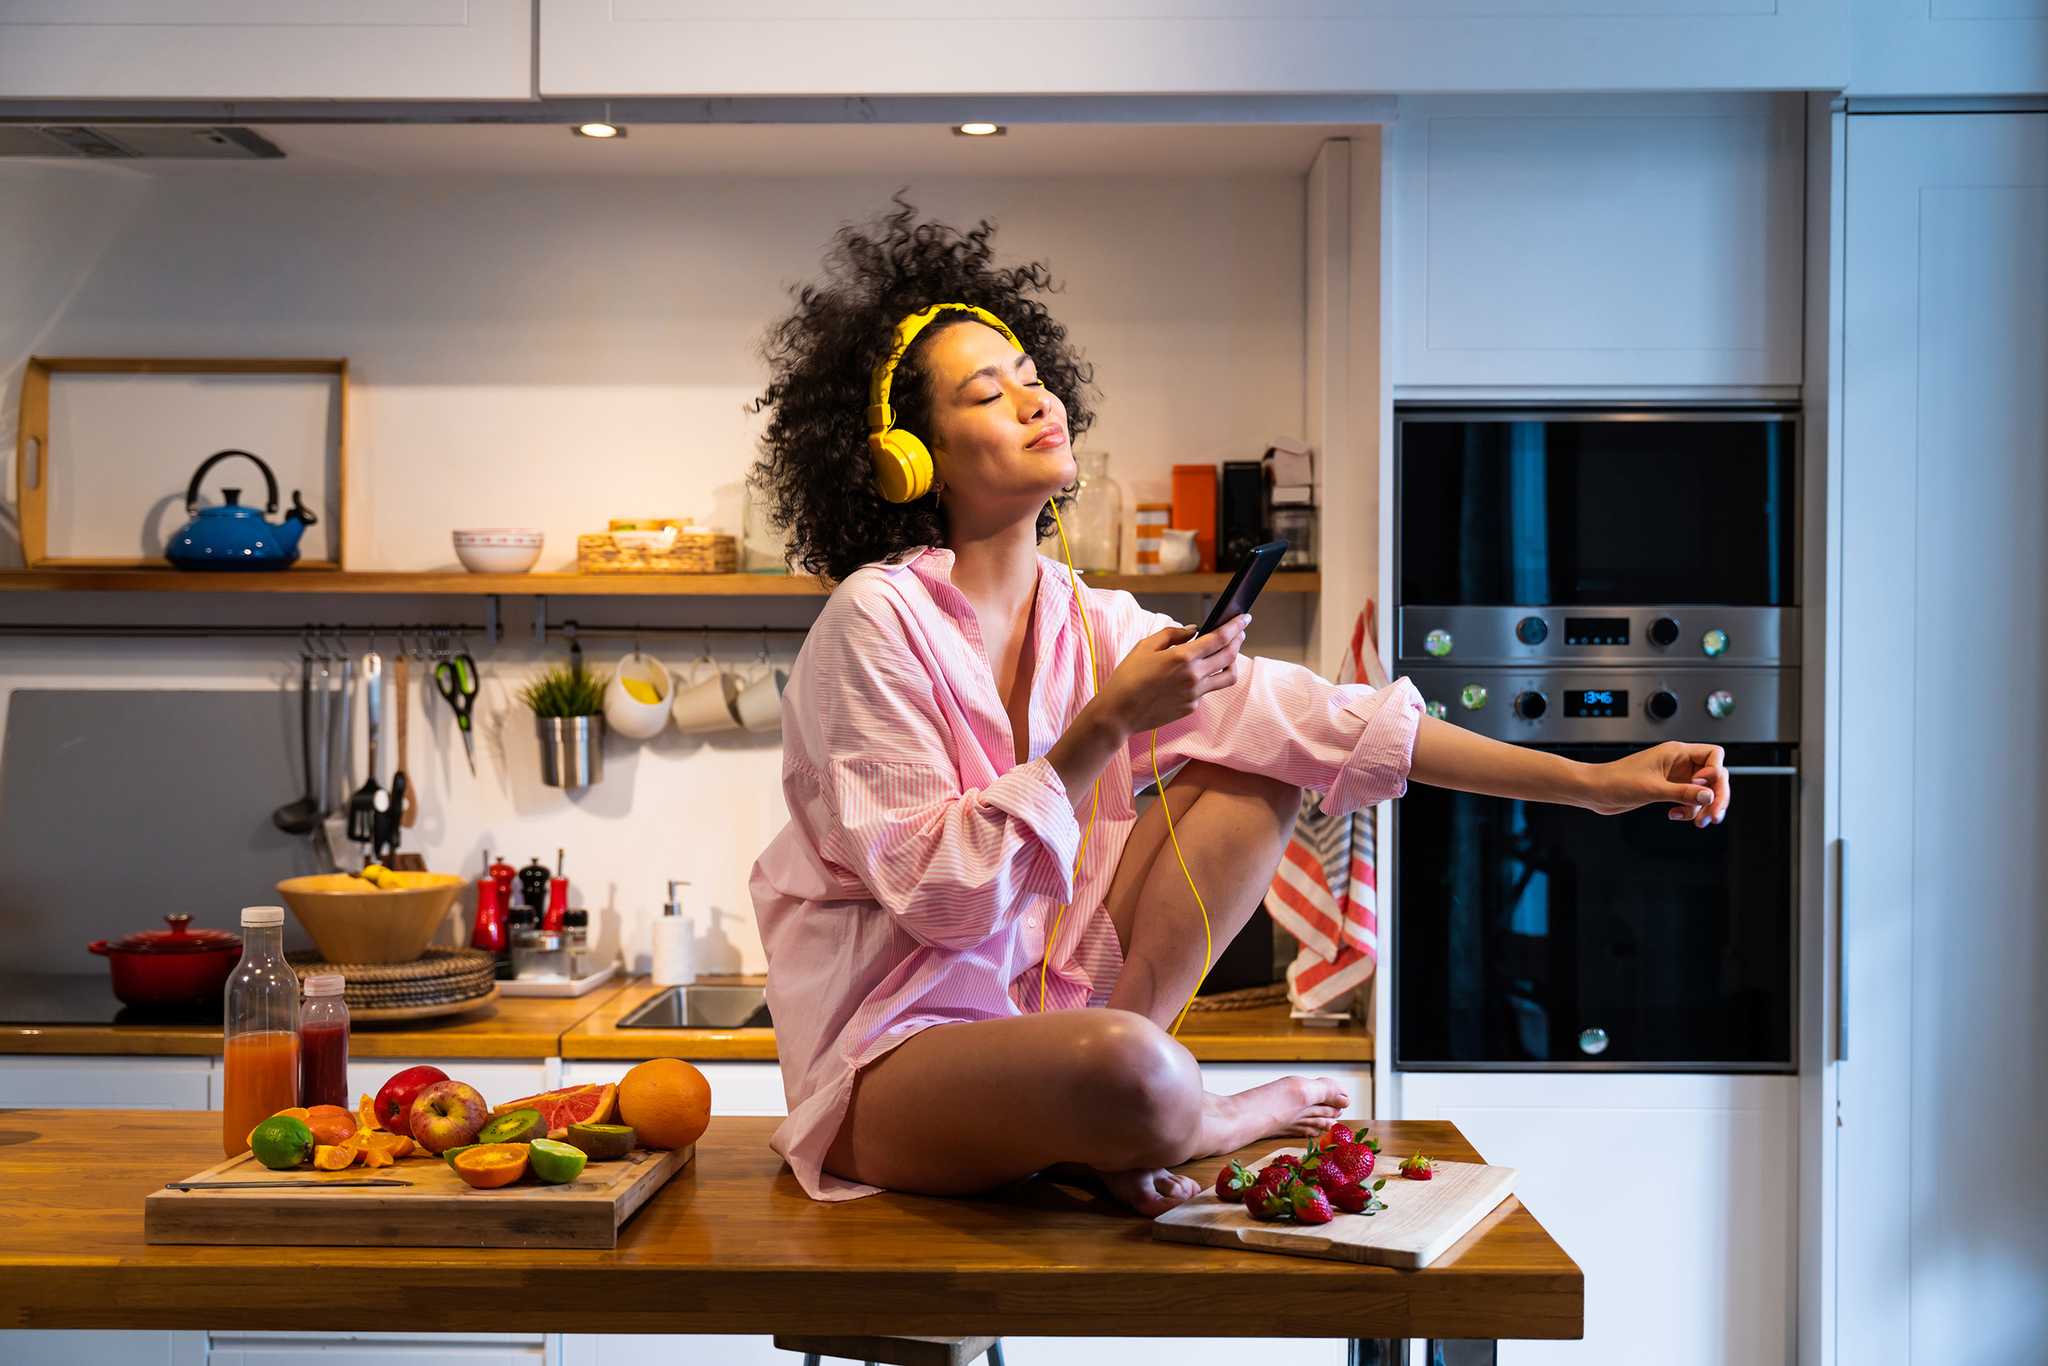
[286,948,496,1010]
[1184,981,1291,1013]
[578,528,737,574]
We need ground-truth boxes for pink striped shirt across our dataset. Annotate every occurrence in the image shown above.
[748,545,1424,1201]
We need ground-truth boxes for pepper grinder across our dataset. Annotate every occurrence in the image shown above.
[470,850,511,956]
[652,880,693,987]
[544,847,570,933]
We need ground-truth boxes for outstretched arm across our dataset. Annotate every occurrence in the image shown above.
[1408,715,1731,826]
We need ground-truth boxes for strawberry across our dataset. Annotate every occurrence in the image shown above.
[1290,1183,1335,1225]
[1324,1179,1369,1214]
[1399,1153,1435,1180]
[1317,1140,1377,1188]
[1269,1153,1302,1174]
[1248,1179,1295,1221]
[1246,1165,1288,1207]
[1214,1160,1256,1201]
[1325,1122,1357,1147]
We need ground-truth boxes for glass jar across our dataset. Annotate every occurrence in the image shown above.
[298,973,350,1110]
[742,480,792,574]
[222,906,300,1157]
[1065,449,1123,573]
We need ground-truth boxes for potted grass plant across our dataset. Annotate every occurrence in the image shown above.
[521,660,611,788]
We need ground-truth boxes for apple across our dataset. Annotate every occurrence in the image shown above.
[408,1080,489,1154]
[375,1064,448,1131]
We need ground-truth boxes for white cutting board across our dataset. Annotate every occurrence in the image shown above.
[1153,1146,1518,1270]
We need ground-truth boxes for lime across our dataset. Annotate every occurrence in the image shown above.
[479,1108,545,1146]
[564,1122,636,1161]
[526,1137,588,1184]
[249,1115,315,1170]
[442,1143,480,1170]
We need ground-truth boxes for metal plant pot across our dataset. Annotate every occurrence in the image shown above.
[537,714,605,788]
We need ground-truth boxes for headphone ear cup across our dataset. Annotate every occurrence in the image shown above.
[869,428,933,504]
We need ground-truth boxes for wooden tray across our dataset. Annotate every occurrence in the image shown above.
[1152,1145,1517,1270]
[146,1141,691,1250]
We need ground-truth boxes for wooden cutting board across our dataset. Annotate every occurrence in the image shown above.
[1153,1146,1517,1270]
[145,1143,691,1250]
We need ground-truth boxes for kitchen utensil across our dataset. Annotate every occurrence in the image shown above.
[88,914,242,1009]
[433,649,480,777]
[147,1142,692,1249]
[165,1180,413,1190]
[276,873,463,965]
[375,775,403,863]
[271,653,321,834]
[544,848,569,933]
[393,652,419,828]
[1152,1145,1518,1270]
[164,449,318,570]
[318,650,353,873]
[347,652,388,844]
[452,528,543,574]
[471,856,508,955]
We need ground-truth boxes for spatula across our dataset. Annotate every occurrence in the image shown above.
[347,651,388,845]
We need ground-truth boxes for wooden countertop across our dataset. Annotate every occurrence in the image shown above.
[561,978,1373,1063]
[0,1109,1580,1341]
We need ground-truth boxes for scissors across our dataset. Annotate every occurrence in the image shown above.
[433,647,481,777]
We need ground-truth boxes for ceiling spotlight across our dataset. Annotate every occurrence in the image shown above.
[953,122,1005,137]
[574,122,625,139]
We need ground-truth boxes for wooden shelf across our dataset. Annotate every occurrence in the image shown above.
[0,569,1321,598]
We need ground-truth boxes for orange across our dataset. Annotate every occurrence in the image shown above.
[312,1143,356,1171]
[305,1105,357,1147]
[617,1058,711,1151]
[489,1083,616,1139]
[453,1143,530,1189]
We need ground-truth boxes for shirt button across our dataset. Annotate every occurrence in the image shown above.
[1026,916,1039,928]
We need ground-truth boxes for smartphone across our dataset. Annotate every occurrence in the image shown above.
[1196,540,1289,636]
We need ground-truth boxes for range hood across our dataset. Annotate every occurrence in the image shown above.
[0,124,282,159]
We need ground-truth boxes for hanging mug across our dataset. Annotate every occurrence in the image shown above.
[603,650,673,741]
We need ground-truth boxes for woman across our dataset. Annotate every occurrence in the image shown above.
[747,203,1731,1213]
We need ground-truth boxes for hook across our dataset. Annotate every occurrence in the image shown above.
[699,626,712,662]
[756,627,771,664]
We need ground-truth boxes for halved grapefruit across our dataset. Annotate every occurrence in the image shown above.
[489,1083,616,1139]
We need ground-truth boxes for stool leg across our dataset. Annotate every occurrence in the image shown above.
[985,1343,1006,1366]
[801,1357,821,1366]
[1425,1342,1497,1366]
[1348,1339,1408,1366]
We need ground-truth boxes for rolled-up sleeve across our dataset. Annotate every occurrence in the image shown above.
[1114,600,1425,817]
[789,584,1081,952]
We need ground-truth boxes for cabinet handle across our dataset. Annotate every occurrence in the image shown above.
[1724,766,1799,776]
[1835,837,1848,1062]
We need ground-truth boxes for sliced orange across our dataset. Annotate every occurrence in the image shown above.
[363,1131,415,1160]
[489,1083,616,1139]
[357,1093,385,1133]
[453,1142,530,1189]
[312,1143,356,1171]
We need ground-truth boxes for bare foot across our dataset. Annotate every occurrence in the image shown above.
[1096,1165,1202,1216]
[1194,1075,1349,1158]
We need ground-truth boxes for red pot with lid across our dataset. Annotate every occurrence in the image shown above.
[88,914,242,1008]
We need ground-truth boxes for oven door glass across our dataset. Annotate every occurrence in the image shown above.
[1395,743,1795,1069]
[1398,413,1797,606]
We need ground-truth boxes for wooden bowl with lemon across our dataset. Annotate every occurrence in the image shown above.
[602,652,673,740]
[277,867,464,964]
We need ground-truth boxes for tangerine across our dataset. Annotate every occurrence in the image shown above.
[617,1058,711,1151]
[304,1105,357,1146]
[453,1143,530,1189]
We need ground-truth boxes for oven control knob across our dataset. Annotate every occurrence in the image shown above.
[1649,616,1680,648]
[1648,690,1679,721]
[1516,616,1549,646]
[1513,690,1547,720]
[1425,699,1449,721]
[1578,1027,1611,1056]
[1706,690,1736,720]
[1459,683,1489,711]
[1702,628,1730,658]
[1424,628,1454,658]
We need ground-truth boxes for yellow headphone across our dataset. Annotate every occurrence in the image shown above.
[866,303,1022,504]
[868,303,1215,1035]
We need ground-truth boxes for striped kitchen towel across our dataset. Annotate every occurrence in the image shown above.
[1264,601,1389,1013]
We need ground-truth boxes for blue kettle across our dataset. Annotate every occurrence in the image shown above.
[165,449,318,570]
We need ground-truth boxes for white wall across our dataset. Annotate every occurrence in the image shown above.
[0,154,1320,973]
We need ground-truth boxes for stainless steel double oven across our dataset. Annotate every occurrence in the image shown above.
[1392,407,1799,1071]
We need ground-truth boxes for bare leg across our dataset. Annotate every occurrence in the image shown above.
[823,1008,1347,1216]
[1104,758,1304,1029]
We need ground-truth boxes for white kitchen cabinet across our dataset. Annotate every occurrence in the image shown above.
[2,1333,201,1366]
[0,1055,212,1109]
[0,1,533,100]
[560,1058,786,1115]
[1400,1072,1797,1366]
[1850,0,2048,98]
[1835,112,2048,1365]
[1389,94,1806,393]
[206,1334,545,1365]
[538,0,1845,99]
[337,1058,553,1113]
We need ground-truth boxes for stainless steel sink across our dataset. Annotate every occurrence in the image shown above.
[616,984,772,1030]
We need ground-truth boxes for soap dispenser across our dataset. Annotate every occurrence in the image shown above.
[652,880,693,987]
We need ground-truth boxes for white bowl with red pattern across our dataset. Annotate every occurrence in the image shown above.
[452,528,544,574]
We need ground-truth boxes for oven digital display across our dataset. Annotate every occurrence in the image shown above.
[1565,616,1630,646]
[1565,689,1629,718]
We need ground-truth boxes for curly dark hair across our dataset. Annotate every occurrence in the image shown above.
[747,196,1098,584]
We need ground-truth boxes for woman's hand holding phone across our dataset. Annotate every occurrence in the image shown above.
[1096,615,1250,736]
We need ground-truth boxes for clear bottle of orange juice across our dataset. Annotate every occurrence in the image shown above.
[222,905,300,1157]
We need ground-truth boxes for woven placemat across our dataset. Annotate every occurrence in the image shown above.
[1184,981,1290,1013]
[286,947,494,984]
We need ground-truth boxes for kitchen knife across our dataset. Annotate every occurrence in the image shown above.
[164,1179,414,1190]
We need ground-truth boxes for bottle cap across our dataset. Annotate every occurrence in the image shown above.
[304,973,345,997]
[240,906,285,927]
